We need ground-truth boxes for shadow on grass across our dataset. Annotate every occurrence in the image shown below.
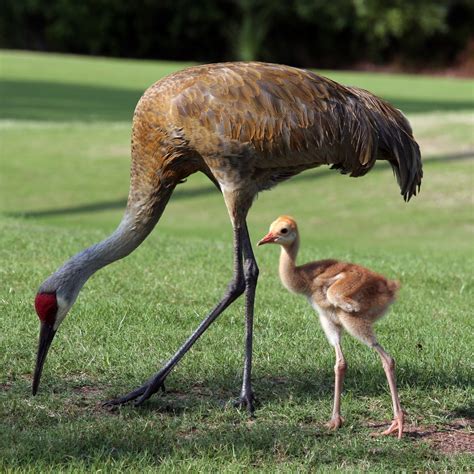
[0,80,141,122]
[384,97,474,114]
[12,360,471,416]
[1,79,474,123]
[2,361,469,469]
[111,361,472,412]
[7,151,473,219]
[0,413,429,470]
[448,403,474,420]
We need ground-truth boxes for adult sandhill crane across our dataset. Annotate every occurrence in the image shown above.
[258,216,404,437]
[33,62,422,414]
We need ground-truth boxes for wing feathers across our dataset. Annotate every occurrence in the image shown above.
[165,62,422,199]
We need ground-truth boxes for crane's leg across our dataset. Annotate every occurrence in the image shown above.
[103,225,246,407]
[326,342,347,430]
[234,222,259,415]
[318,314,345,429]
[372,343,404,439]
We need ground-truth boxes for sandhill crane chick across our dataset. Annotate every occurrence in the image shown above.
[258,216,404,438]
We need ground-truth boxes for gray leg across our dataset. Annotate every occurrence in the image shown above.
[234,222,259,414]
[104,225,246,407]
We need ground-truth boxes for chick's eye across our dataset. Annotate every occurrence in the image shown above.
[281,228,288,234]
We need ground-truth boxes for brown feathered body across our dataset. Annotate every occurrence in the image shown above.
[129,62,422,229]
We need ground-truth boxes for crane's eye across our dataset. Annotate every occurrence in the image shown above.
[281,228,288,234]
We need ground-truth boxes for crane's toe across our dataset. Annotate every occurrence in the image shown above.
[325,415,344,430]
[103,390,145,409]
[233,390,257,416]
[133,378,167,406]
[102,380,166,409]
[371,411,404,439]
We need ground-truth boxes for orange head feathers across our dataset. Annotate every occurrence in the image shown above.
[258,215,298,247]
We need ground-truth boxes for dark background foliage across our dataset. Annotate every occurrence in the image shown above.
[1,0,473,69]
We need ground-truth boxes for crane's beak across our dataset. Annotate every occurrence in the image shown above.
[32,322,57,395]
[257,232,276,246]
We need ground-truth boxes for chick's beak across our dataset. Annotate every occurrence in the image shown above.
[258,232,277,246]
[32,322,57,395]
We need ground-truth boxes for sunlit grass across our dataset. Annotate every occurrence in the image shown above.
[0,50,473,472]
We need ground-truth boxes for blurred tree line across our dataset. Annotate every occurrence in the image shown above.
[1,0,472,69]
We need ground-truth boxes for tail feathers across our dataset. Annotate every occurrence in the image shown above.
[377,106,423,202]
[331,87,422,201]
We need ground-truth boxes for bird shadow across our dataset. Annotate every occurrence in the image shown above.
[4,364,472,470]
[85,353,473,422]
[2,359,471,470]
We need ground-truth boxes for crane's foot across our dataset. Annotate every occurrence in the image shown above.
[103,380,166,409]
[325,415,344,430]
[233,389,257,416]
[371,411,404,439]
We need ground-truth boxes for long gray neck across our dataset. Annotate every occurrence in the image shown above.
[40,187,174,301]
[65,214,146,282]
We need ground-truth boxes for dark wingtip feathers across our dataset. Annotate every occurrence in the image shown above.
[346,87,423,201]
[390,125,423,202]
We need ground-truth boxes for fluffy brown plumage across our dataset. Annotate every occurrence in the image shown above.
[258,216,404,438]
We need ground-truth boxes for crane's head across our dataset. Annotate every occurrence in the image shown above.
[258,215,298,247]
[33,285,76,395]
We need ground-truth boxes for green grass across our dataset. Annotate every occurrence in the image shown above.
[1,50,473,122]
[1,50,473,472]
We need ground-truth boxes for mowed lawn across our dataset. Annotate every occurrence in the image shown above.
[0,51,473,472]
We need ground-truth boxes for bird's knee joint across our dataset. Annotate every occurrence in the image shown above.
[243,259,259,286]
[228,277,246,296]
[335,360,347,374]
[382,355,395,371]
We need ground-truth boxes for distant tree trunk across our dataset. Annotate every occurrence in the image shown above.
[234,0,277,62]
